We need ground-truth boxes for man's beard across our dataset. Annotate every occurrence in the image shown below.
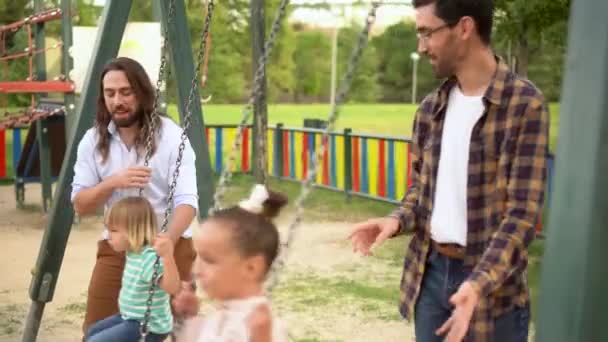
[112,107,141,127]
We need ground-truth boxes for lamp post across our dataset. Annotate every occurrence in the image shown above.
[330,26,338,107]
[410,51,420,104]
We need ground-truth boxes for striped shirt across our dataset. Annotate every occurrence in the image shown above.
[391,57,549,341]
[119,246,173,334]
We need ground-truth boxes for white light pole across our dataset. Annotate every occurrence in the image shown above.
[410,52,420,104]
[330,27,338,107]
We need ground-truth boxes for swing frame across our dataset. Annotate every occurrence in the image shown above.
[22,0,382,339]
[22,1,214,341]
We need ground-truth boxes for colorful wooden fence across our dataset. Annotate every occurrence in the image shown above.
[0,123,555,231]
[266,125,414,203]
[0,127,24,180]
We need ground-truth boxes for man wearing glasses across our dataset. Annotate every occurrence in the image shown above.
[348,0,549,341]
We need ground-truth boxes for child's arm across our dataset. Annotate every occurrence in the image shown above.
[172,281,200,317]
[248,304,273,342]
[154,233,181,295]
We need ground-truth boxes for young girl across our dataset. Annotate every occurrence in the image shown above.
[174,184,289,342]
[86,197,181,342]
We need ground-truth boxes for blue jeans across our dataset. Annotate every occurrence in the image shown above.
[414,248,530,342]
[85,314,166,342]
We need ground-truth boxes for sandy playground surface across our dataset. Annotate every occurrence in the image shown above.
[0,184,414,342]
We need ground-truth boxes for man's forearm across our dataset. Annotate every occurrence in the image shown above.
[72,179,116,216]
[167,205,196,242]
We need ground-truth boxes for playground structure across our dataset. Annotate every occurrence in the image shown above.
[0,0,75,213]
[0,0,601,341]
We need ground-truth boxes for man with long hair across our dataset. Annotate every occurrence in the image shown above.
[71,57,199,337]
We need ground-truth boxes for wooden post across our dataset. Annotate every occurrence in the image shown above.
[251,0,268,184]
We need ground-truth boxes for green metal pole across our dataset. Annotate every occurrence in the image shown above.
[343,128,352,200]
[22,1,134,341]
[274,123,283,177]
[158,0,214,219]
[61,0,76,142]
[35,118,52,212]
[152,0,167,110]
[537,1,608,341]
[33,0,52,212]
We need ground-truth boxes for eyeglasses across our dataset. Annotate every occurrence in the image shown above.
[416,24,451,42]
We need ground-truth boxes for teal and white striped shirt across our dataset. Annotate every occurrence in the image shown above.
[119,246,173,334]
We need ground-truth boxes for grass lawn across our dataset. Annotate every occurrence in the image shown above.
[167,102,561,152]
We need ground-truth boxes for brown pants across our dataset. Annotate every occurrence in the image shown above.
[81,238,195,336]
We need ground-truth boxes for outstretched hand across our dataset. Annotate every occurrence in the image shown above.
[347,217,400,256]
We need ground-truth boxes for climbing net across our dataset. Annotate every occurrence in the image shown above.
[0,7,72,129]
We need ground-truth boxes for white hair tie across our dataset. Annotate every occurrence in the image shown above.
[238,184,269,214]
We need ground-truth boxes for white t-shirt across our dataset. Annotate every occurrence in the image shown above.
[430,86,485,246]
[71,116,199,238]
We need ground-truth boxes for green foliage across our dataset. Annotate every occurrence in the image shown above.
[372,20,438,102]
[0,1,572,106]
[293,30,331,102]
[494,0,570,80]
[264,2,296,102]
[337,25,380,103]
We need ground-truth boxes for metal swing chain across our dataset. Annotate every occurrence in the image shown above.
[210,0,291,213]
[266,2,382,293]
[140,0,177,191]
[139,0,216,339]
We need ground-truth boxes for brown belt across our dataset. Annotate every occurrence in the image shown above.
[432,240,466,260]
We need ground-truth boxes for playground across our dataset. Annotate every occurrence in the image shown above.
[0,0,605,342]
[0,181,418,341]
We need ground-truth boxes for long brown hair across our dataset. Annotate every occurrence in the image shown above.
[96,57,161,163]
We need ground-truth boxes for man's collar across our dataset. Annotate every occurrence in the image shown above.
[108,120,117,135]
[432,56,510,117]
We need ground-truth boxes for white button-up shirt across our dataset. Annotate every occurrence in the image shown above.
[71,116,199,239]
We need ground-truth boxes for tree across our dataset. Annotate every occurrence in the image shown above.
[494,0,570,77]
[372,21,438,103]
[180,0,249,103]
[293,30,331,102]
[0,0,30,49]
[337,25,379,103]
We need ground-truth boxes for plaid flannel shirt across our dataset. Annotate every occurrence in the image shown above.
[391,58,549,341]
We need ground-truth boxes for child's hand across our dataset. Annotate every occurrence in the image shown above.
[153,233,174,258]
[172,281,199,318]
[247,303,272,342]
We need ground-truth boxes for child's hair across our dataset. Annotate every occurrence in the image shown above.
[208,188,288,273]
[105,196,158,253]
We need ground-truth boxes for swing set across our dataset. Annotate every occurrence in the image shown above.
[19,0,608,341]
[21,0,381,341]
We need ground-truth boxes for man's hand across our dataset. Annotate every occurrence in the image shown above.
[347,216,400,256]
[436,281,480,342]
[108,166,151,189]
